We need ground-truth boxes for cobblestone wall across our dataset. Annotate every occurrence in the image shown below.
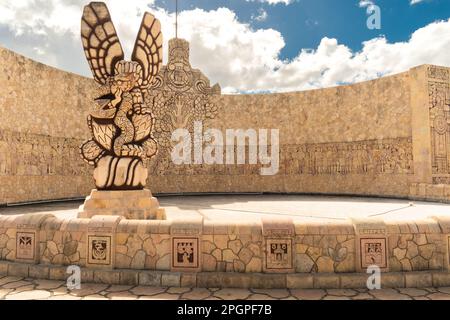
[0,213,449,279]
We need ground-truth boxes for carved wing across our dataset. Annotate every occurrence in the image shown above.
[81,2,124,84]
[90,118,117,151]
[143,138,158,159]
[131,12,163,89]
[132,113,154,142]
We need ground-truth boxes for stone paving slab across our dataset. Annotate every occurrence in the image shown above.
[1,275,450,300]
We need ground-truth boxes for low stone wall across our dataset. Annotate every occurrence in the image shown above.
[1,211,449,288]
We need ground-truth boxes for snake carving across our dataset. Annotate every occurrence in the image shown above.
[79,2,162,190]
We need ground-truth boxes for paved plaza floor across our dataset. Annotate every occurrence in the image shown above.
[1,194,450,222]
[0,275,450,300]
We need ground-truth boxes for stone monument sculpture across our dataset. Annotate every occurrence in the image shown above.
[78,2,164,219]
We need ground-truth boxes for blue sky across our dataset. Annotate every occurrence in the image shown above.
[154,0,450,59]
[0,0,449,93]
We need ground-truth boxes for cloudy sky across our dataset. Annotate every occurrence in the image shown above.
[0,0,449,93]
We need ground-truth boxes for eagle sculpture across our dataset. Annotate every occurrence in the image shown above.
[79,2,162,190]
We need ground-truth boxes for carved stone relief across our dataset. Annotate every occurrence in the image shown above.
[428,66,450,184]
[281,138,413,175]
[0,129,90,177]
[172,237,199,270]
[360,238,387,269]
[262,218,294,273]
[16,232,35,260]
[145,38,221,175]
[87,235,112,265]
[128,137,413,178]
[266,239,293,270]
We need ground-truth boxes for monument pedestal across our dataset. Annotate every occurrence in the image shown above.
[78,189,165,220]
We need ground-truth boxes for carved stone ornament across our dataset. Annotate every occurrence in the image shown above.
[79,2,163,190]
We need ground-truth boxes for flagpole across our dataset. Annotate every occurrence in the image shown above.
[175,0,178,39]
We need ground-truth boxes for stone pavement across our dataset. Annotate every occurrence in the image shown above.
[2,194,450,223]
[1,275,450,300]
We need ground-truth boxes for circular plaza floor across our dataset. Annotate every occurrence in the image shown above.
[1,194,450,221]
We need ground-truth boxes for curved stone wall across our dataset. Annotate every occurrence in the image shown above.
[0,47,94,204]
[0,42,449,204]
[153,72,413,197]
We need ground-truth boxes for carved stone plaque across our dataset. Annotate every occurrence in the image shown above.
[16,232,35,260]
[360,238,387,269]
[172,237,199,269]
[265,238,293,270]
[88,235,112,265]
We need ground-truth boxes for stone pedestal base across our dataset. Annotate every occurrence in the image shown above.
[78,189,165,220]
[93,156,148,190]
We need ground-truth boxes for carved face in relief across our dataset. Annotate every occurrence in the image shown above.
[168,60,191,89]
[271,243,288,261]
[91,61,142,119]
[166,45,193,91]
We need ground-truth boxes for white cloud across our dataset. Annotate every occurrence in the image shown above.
[246,0,294,5]
[358,0,376,9]
[359,0,374,7]
[305,19,319,27]
[173,12,450,93]
[360,0,429,6]
[0,1,449,94]
[252,8,268,22]
[0,0,159,76]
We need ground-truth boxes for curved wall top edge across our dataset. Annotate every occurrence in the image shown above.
[0,45,92,82]
[2,44,444,96]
